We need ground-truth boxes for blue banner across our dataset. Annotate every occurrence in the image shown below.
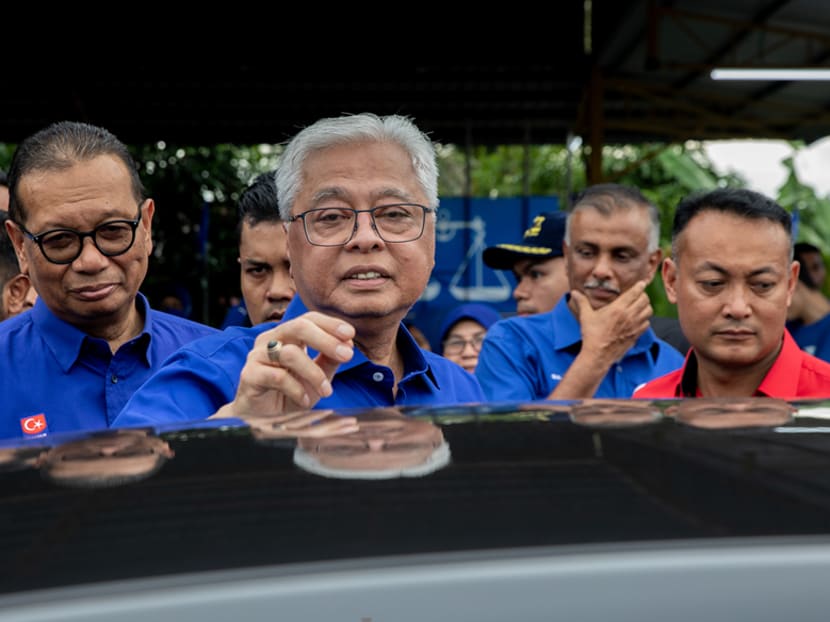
[408,196,561,349]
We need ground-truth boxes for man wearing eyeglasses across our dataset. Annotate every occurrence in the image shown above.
[115,113,483,429]
[0,121,217,440]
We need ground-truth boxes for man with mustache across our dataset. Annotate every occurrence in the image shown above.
[476,183,683,400]
[634,188,830,399]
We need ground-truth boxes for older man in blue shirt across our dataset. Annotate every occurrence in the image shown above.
[476,184,683,400]
[0,122,217,440]
[115,113,483,429]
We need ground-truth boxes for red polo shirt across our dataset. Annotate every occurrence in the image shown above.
[633,330,830,399]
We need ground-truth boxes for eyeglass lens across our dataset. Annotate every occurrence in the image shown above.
[443,335,486,354]
[301,204,427,246]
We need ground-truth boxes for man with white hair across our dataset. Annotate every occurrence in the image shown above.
[116,113,483,428]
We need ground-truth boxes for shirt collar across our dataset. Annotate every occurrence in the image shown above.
[755,330,799,397]
[678,330,793,397]
[32,293,152,372]
[281,295,438,388]
[678,349,700,397]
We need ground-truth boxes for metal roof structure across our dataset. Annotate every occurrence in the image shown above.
[2,1,829,151]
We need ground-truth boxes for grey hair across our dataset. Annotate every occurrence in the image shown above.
[276,113,439,220]
[564,183,660,253]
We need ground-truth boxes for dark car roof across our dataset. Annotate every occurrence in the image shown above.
[4,399,830,618]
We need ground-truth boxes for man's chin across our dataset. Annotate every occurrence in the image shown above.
[706,346,765,368]
[585,289,619,307]
[339,302,411,323]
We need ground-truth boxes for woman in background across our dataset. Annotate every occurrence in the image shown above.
[439,303,501,373]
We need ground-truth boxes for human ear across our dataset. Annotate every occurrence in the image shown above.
[6,274,36,317]
[662,258,678,304]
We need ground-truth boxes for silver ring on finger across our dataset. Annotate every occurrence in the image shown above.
[266,340,284,364]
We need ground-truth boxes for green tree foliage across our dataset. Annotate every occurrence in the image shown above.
[777,153,830,294]
[436,144,585,200]
[134,142,280,324]
[1,138,822,324]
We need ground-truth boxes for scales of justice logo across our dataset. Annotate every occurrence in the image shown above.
[421,213,512,303]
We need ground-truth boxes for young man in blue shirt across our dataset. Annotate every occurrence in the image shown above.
[220,170,297,328]
[482,211,570,317]
[0,122,217,440]
[476,184,684,400]
[115,113,483,429]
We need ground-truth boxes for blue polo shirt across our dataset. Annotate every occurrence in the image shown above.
[476,296,684,400]
[114,296,484,428]
[0,294,218,441]
[788,314,830,363]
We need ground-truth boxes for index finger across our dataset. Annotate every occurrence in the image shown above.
[615,280,648,305]
[256,312,355,364]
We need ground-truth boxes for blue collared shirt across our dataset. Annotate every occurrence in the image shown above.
[475,296,684,400]
[0,294,218,440]
[114,296,484,428]
[788,314,830,363]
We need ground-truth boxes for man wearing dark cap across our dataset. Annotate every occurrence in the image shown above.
[483,211,569,316]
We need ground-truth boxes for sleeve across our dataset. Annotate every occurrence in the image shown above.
[475,320,545,401]
[437,360,486,402]
[114,347,239,428]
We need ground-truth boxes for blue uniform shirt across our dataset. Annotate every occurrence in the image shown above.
[114,296,484,428]
[476,296,684,400]
[0,294,218,440]
[788,314,830,363]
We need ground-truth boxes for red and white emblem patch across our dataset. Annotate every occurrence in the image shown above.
[20,414,48,436]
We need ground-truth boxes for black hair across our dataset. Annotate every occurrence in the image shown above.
[671,188,792,260]
[794,241,823,289]
[7,121,145,225]
[237,170,280,239]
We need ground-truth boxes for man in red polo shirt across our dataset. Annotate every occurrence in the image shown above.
[634,188,830,399]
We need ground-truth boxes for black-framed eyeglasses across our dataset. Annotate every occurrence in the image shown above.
[18,203,144,265]
[442,334,486,355]
[288,203,436,247]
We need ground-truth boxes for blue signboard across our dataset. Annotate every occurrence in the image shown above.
[409,196,561,350]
